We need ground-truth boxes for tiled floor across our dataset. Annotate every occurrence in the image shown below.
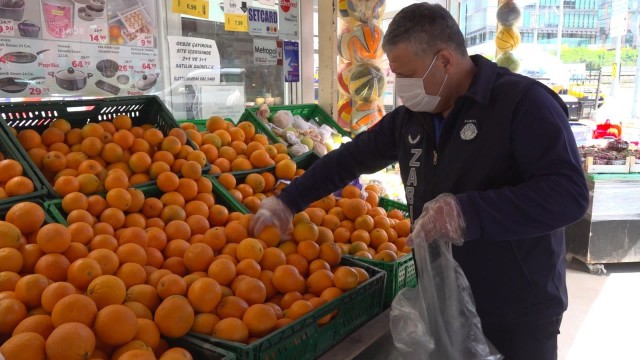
[560,259,640,360]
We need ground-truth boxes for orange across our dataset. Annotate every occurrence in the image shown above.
[37,223,71,254]
[394,219,411,237]
[115,263,148,288]
[259,247,286,271]
[94,304,138,347]
[17,129,42,150]
[0,271,20,293]
[249,149,274,168]
[272,264,306,294]
[0,298,28,334]
[104,170,129,190]
[89,234,118,252]
[0,332,46,359]
[236,238,264,262]
[319,242,342,267]
[207,258,237,286]
[275,159,296,180]
[5,202,44,235]
[235,277,266,305]
[77,173,101,194]
[183,243,214,273]
[129,152,152,173]
[279,291,303,310]
[213,317,249,343]
[236,258,261,279]
[292,221,319,243]
[42,151,67,172]
[4,176,35,196]
[242,303,277,337]
[67,258,103,290]
[133,318,161,351]
[77,159,103,176]
[87,275,127,309]
[285,300,313,320]
[160,136,182,155]
[42,127,66,145]
[0,248,22,273]
[14,273,49,309]
[0,221,21,249]
[154,295,194,338]
[87,195,108,217]
[125,284,161,312]
[12,314,55,339]
[216,295,249,320]
[181,160,202,180]
[176,178,198,201]
[307,269,334,296]
[100,207,126,230]
[0,159,23,183]
[297,240,320,262]
[156,274,187,299]
[224,221,248,244]
[341,185,362,199]
[45,322,96,360]
[187,277,222,313]
[333,266,359,291]
[84,249,118,278]
[206,116,227,132]
[117,243,148,266]
[354,214,374,232]
[53,176,81,196]
[51,293,98,328]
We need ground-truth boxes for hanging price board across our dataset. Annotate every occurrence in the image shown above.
[172,0,209,19]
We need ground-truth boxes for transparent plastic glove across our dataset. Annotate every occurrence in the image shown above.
[407,193,465,247]
[249,196,293,239]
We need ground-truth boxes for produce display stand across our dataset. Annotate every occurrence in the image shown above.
[583,156,632,174]
[188,257,386,360]
[630,156,640,173]
[345,197,417,308]
[166,336,236,360]
[565,173,640,274]
[0,128,52,210]
[0,96,209,198]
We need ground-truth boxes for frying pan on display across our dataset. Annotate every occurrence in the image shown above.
[2,49,49,64]
[0,76,45,93]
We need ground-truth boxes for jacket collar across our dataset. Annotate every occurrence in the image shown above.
[463,55,498,105]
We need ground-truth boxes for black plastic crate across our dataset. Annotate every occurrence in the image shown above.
[0,96,210,197]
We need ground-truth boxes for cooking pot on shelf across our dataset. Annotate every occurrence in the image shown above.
[96,59,119,78]
[2,49,49,64]
[17,20,40,38]
[49,67,92,91]
[135,73,159,91]
[0,0,25,21]
[0,76,45,93]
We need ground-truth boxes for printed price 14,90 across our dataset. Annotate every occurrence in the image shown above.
[90,34,107,43]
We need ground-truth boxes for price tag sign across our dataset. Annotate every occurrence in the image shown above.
[88,27,108,44]
[138,34,154,47]
[225,13,248,32]
[172,0,209,19]
[0,19,15,37]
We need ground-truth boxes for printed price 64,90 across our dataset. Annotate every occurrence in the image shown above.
[142,63,157,70]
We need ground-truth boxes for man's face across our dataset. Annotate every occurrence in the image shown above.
[387,43,427,80]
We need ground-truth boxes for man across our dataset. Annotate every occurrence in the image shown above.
[251,3,589,359]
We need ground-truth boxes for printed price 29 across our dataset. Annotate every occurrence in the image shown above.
[29,87,49,96]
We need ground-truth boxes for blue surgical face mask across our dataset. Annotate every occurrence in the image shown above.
[395,55,448,113]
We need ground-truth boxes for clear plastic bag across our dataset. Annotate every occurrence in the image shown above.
[389,234,503,360]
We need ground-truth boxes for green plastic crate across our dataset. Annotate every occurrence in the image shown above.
[346,196,416,308]
[209,152,320,214]
[44,176,248,226]
[166,336,235,360]
[0,129,51,209]
[0,96,209,198]
[240,104,351,138]
[190,256,385,360]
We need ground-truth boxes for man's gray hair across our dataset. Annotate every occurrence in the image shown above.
[382,3,468,57]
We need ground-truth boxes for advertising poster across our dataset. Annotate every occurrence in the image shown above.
[0,0,160,99]
[247,6,278,37]
[283,40,298,82]
[278,0,299,40]
[166,36,221,85]
[201,85,245,122]
[253,38,277,66]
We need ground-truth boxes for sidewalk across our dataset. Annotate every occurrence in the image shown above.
[560,260,640,360]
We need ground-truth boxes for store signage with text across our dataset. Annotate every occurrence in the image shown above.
[167,36,221,85]
[253,38,278,65]
[278,0,299,40]
[247,7,278,37]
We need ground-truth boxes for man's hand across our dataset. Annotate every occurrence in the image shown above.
[407,194,466,246]
[249,197,293,240]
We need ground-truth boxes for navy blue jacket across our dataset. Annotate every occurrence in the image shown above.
[279,55,589,324]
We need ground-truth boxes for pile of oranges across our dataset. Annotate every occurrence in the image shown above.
[0,152,35,199]
[217,162,303,213]
[178,117,294,175]
[302,184,412,262]
[9,114,207,197]
[0,150,373,359]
